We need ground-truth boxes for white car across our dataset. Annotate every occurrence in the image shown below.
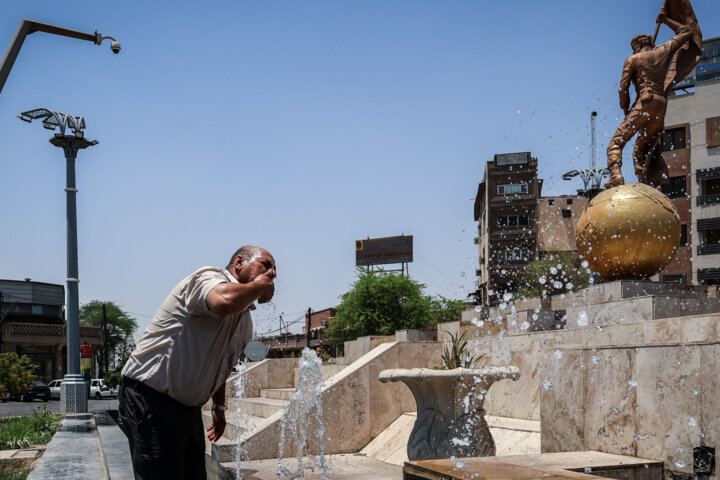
[47,379,63,400]
[90,379,113,400]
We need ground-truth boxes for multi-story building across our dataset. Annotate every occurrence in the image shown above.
[473,153,589,305]
[0,279,104,381]
[659,35,720,285]
[537,195,588,254]
[473,153,542,305]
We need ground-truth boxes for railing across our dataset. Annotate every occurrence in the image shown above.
[1,322,103,344]
[698,244,720,255]
[697,194,720,206]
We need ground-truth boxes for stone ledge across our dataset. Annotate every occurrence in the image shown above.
[405,451,663,480]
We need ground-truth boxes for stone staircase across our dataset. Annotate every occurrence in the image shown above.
[204,341,445,479]
[204,361,350,469]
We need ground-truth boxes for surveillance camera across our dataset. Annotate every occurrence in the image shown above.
[110,41,121,54]
[591,111,598,117]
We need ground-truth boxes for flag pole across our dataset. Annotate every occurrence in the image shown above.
[652,22,661,45]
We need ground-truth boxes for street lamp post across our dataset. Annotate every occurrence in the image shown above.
[19,108,98,413]
[0,19,120,98]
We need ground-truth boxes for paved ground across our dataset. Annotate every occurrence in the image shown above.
[0,398,118,417]
[231,455,403,480]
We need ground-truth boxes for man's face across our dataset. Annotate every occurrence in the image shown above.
[237,249,277,283]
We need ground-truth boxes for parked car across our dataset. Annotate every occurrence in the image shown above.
[11,381,50,402]
[47,379,63,400]
[90,379,112,400]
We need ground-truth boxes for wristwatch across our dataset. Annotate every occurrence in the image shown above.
[212,404,226,412]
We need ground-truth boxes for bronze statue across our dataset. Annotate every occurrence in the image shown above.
[605,0,702,189]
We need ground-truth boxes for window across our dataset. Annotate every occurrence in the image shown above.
[497,183,528,195]
[707,178,720,195]
[707,116,720,148]
[496,215,529,229]
[562,209,572,218]
[662,274,687,284]
[662,127,686,151]
[566,199,573,205]
[661,176,686,198]
[548,199,555,206]
[498,247,530,263]
[31,305,42,315]
[680,224,688,247]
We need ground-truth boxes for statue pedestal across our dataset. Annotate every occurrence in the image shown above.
[378,367,520,461]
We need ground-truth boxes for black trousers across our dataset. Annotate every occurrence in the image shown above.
[118,377,206,480]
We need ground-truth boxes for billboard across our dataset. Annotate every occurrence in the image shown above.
[356,235,413,266]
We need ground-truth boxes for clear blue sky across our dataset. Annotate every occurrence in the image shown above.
[1,1,719,336]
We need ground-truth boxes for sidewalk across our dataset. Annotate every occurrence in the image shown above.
[29,410,133,480]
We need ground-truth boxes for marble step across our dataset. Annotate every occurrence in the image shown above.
[202,410,267,442]
[565,294,720,329]
[228,397,289,418]
[553,280,712,310]
[260,388,295,401]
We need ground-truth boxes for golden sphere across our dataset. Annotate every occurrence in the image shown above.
[576,183,680,279]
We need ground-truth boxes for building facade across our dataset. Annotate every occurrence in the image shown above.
[0,279,103,382]
[659,36,720,285]
[537,195,589,255]
[474,153,542,305]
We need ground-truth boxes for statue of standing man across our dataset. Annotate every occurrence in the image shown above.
[605,0,702,189]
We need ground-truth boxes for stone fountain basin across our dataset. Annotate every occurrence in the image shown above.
[378,366,521,461]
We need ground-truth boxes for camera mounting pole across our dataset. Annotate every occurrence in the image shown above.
[0,19,121,98]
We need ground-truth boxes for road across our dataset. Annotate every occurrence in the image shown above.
[0,398,119,417]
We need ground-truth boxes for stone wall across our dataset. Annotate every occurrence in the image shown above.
[449,280,720,479]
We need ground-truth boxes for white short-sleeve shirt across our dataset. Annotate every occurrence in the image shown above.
[122,267,253,406]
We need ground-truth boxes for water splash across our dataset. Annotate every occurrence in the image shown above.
[233,361,254,479]
[277,348,328,480]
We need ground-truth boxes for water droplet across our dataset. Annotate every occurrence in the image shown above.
[577,310,588,327]
[520,321,530,330]
[629,379,638,388]
[584,467,592,473]
[553,349,563,359]
[542,379,553,390]
[675,460,686,468]
[688,418,697,427]
[539,275,547,285]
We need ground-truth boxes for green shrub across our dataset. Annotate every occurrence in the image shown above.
[0,407,61,451]
[0,354,37,398]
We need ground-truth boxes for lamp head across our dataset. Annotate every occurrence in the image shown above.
[110,41,121,54]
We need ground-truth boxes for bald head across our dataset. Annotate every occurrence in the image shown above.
[226,246,264,269]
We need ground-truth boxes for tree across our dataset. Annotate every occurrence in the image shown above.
[513,252,590,300]
[0,353,37,398]
[79,301,138,376]
[325,269,462,343]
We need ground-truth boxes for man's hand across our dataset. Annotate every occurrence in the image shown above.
[206,409,226,442]
[252,273,275,304]
[657,11,667,24]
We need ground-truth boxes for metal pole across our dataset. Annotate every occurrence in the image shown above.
[102,303,108,376]
[590,111,597,169]
[0,19,120,98]
[305,308,311,349]
[65,148,80,375]
[60,144,88,412]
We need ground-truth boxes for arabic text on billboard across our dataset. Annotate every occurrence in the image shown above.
[356,235,413,266]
